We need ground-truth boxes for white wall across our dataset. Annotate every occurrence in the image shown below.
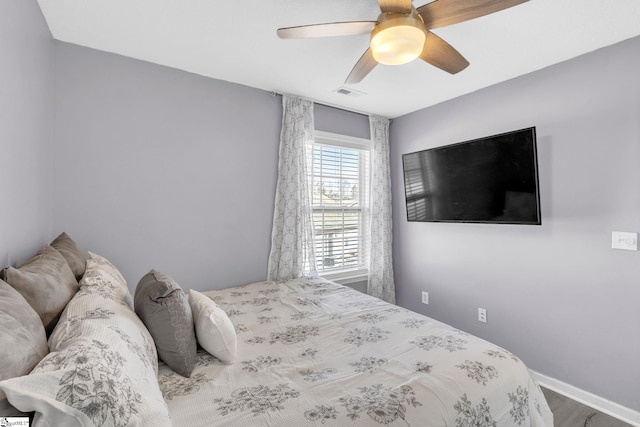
[0,0,54,266]
[390,36,640,411]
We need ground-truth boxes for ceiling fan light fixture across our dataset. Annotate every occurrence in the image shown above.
[370,14,426,66]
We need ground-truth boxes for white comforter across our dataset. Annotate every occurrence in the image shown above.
[158,277,553,426]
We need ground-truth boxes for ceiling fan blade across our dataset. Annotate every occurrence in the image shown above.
[378,0,414,14]
[277,21,376,39]
[345,49,378,84]
[417,0,528,29]
[419,31,469,74]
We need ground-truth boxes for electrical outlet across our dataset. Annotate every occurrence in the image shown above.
[478,308,487,323]
[421,291,429,305]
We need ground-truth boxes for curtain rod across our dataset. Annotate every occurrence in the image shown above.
[269,91,391,121]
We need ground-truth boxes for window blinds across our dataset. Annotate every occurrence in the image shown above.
[307,142,370,273]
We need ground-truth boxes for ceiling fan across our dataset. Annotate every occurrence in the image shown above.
[277,0,528,84]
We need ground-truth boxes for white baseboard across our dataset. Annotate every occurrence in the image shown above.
[532,371,640,427]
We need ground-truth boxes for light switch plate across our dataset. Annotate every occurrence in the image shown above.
[612,231,638,251]
[421,291,429,305]
[478,308,487,323]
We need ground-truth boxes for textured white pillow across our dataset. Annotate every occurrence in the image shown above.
[85,252,129,293]
[0,260,170,427]
[189,290,237,364]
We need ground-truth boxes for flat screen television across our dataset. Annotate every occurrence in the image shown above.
[402,127,541,225]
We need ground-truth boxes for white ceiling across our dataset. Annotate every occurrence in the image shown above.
[37,0,640,118]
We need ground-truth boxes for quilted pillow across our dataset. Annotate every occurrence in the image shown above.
[50,232,86,280]
[189,289,237,364]
[81,252,133,305]
[0,262,170,427]
[2,245,79,334]
[134,270,197,377]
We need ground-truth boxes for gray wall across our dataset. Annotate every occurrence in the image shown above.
[315,103,370,140]
[52,43,370,292]
[52,42,282,291]
[390,36,640,411]
[0,0,54,266]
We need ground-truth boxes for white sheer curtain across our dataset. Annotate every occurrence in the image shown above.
[267,95,317,281]
[367,115,396,303]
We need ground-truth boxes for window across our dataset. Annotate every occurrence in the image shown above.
[307,131,370,279]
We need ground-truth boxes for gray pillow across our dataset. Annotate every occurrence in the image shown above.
[0,279,48,381]
[50,232,86,280]
[134,270,197,377]
[0,278,48,416]
[2,245,79,334]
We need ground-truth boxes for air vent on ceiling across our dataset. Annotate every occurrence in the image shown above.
[334,87,366,97]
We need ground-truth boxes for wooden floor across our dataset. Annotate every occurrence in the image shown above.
[542,387,633,427]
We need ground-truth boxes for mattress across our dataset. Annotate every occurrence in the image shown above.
[158,277,553,426]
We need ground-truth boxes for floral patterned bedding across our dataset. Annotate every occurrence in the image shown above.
[158,277,553,426]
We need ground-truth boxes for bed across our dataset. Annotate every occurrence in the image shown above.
[159,277,552,426]
[0,234,553,426]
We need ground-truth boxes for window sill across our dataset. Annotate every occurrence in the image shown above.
[320,268,368,286]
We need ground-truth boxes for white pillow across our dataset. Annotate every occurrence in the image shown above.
[188,290,237,364]
[83,252,135,308]
[0,270,170,427]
